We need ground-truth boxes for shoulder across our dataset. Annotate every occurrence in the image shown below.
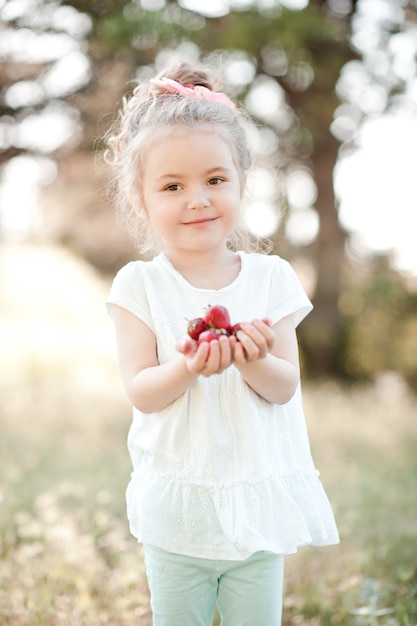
[112,256,162,286]
[107,258,163,324]
[113,259,141,280]
[108,258,162,306]
[241,252,296,277]
[240,252,312,325]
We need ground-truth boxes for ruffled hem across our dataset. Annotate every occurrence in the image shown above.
[126,464,339,560]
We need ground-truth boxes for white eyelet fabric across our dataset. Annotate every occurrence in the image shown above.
[106,252,339,559]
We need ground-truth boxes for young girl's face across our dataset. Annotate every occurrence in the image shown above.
[140,129,244,257]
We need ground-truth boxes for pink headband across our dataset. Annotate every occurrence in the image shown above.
[150,77,237,113]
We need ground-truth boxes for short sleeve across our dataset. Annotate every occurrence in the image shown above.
[268,256,313,328]
[105,262,154,331]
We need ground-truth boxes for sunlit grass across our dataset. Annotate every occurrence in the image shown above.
[1,243,416,625]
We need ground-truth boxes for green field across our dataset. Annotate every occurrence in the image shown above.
[1,245,416,625]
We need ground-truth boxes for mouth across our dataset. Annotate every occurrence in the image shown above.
[183,217,217,226]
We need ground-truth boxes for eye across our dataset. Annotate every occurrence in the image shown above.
[208,177,224,186]
[164,183,182,191]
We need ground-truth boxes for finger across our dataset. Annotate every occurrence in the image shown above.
[201,337,234,375]
[201,339,222,375]
[252,319,275,348]
[232,339,247,365]
[237,324,266,360]
[237,337,263,361]
[176,338,196,355]
[228,334,237,361]
[187,341,211,373]
[246,320,273,354]
[233,333,257,362]
[217,335,233,370]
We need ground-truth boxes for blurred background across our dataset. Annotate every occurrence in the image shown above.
[0,0,416,624]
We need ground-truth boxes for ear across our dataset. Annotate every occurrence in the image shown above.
[136,204,148,220]
[130,189,148,220]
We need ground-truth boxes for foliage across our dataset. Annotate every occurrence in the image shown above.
[339,256,417,385]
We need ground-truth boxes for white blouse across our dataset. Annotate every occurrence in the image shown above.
[106,252,339,559]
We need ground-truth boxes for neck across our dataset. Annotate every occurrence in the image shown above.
[163,247,240,290]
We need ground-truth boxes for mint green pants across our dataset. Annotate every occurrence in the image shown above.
[143,545,284,626]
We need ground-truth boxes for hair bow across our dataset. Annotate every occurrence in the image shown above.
[150,77,237,112]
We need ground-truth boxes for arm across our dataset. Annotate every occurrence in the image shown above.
[112,304,234,413]
[233,314,300,405]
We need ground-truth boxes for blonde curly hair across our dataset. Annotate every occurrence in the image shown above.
[103,61,267,256]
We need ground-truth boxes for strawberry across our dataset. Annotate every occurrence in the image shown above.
[187,305,270,345]
[198,330,223,344]
[204,305,231,330]
[187,317,208,340]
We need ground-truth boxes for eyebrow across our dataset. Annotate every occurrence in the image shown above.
[155,166,231,181]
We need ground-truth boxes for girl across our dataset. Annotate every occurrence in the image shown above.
[105,61,339,626]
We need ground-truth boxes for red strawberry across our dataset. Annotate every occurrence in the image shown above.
[204,305,231,330]
[229,323,241,335]
[198,329,222,344]
[187,317,208,340]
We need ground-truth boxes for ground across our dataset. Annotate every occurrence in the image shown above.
[1,242,416,625]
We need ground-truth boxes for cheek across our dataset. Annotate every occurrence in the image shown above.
[145,206,170,234]
[225,187,243,212]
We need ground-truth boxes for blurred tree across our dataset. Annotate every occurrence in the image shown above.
[339,255,417,386]
[1,0,416,377]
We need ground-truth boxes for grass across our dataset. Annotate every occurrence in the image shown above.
[1,243,417,625]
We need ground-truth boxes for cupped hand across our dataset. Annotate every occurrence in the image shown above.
[176,334,235,376]
[232,319,274,364]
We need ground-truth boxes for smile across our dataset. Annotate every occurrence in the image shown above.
[183,217,218,226]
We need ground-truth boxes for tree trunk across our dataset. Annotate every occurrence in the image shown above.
[299,131,347,376]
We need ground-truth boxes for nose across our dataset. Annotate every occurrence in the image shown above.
[187,186,210,210]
